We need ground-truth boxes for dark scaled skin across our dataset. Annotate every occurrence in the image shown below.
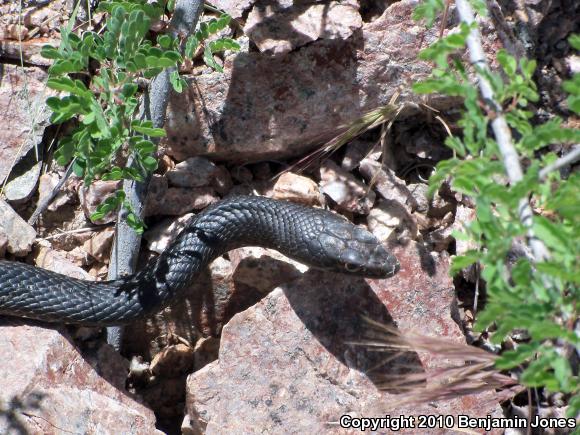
[0,196,399,326]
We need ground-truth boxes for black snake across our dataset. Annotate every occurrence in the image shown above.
[0,196,399,326]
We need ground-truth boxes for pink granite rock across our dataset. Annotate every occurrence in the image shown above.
[186,241,503,433]
[34,245,93,280]
[272,172,324,206]
[162,0,462,163]
[0,324,160,434]
[245,2,362,54]
[0,65,53,185]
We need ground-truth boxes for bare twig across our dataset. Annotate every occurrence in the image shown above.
[456,0,580,376]
[455,0,550,263]
[36,225,101,241]
[539,144,580,180]
[28,158,76,225]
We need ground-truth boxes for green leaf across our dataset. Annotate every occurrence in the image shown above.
[102,167,124,181]
[46,77,89,97]
[163,50,181,62]
[41,45,61,59]
[49,59,84,75]
[185,36,199,58]
[72,159,85,177]
[533,215,573,253]
[158,34,172,49]
[209,40,224,52]
[155,56,178,69]
[199,22,209,39]
[497,49,517,77]
[412,0,445,27]
[134,139,156,154]
[495,343,539,369]
[145,56,160,68]
[55,138,75,165]
[521,118,580,151]
[170,70,184,93]
[90,211,106,221]
[141,155,158,171]
[203,45,223,72]
[126,212,144,234]
[450,252,480,273]
[208,20,220,34]
[121,83,138,100]
[217,14,231,29]
[221,38,240,51]
[444,136,466,157]
[131,120,166,137]
[520,58,536,80]
[46,96,62,111]
[569,33,580,50]
[134,53,147,69]
[123,167,144,182]
[568,394,580,418]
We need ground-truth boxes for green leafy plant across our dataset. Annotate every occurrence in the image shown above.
[414,1,580,419]
[41,0,239,232]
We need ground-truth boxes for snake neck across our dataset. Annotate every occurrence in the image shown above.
[121,197,309,304]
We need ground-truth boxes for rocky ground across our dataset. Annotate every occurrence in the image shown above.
[0,0,577,434]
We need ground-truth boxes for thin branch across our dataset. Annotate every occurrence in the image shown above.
[28,158,76,225]
[105,0,204,349]
[36,225,102,241]
[456,0,580,362]
[539,144,580,180]
[455,0,550,262]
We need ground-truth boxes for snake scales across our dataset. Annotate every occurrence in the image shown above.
[0,196,399,326]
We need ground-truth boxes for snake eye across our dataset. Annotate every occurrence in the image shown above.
[344,263,361,273]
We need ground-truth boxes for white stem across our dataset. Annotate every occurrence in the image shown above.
[455,0,549,262]
[539,145,580,180]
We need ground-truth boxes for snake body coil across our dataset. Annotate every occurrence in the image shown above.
[0,196,399,326]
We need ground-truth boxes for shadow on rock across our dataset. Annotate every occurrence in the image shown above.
[283,270,424,391]
[0,392,46,435]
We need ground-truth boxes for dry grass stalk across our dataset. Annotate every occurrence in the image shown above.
[353,316,522,408]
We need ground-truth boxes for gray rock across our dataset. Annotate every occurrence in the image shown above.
[143,213,195,254]
[34,245,93,280]
[79,180,121,224]
[0,199,36,256]
[145,185,219,217]
[359,159,416,211]
[0,232,7,258]
[367,199,418,243]
[341,139,379,172]
[4,161,42,203]
[81,228,115,263]
[320,160,375,214]
[166,157,219,188]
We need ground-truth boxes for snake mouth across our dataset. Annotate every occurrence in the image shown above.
[369,245,400,278]
[389,257,401,276]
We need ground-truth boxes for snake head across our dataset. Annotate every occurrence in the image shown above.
[306,214,400,279]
